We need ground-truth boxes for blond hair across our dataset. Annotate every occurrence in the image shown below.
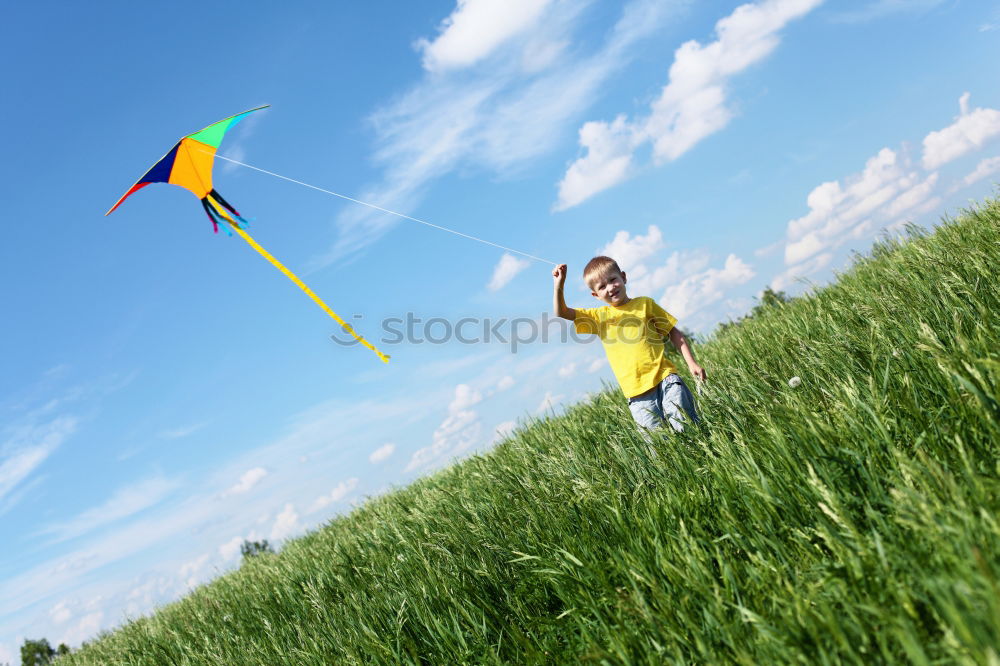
[583,256,623,289]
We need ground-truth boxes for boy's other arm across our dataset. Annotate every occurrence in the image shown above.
[668,327,707,382]
[552,264,577,321]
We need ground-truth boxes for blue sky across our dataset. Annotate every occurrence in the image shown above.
[2,0,999,657]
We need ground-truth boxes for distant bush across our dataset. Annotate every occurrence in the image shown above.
[240,539,274,562]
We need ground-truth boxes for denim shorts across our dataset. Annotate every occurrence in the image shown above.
[627,373,700,433]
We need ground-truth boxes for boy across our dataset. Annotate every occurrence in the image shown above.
[552,256,706,434]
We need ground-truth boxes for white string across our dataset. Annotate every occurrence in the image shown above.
[210,152,558,266]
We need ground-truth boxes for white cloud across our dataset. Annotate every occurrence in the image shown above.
[417,0,553,71]
[923,93,1000,169]
[556,0,822,209]
[449,384,483,411]
[406,384,486,472]
[369,443,396,463]
[121,575,173,617]
[771,251,834,291]
[488,253,531,291]
[1,446,52,501]
[218,536,244,562]
[178,555,207,578]
[222,467,268,497]
[320,1,679,265]
[497,375,515,391]
[308,478,360,514]
[58,610,104,648]
[38,476,179,543]
[49,600,72,625]
[405,410,481,472]
[520,36,568,73]
[409,352,501,381]
[270,504,300,541]
[783,147,939,265]
[494,421,517,441]
[627,249,711,298]
[557,362,577,378]
[722,296,754,319]
[830,0,950,23]
[327,479,360,503]
[1,415,77,506]
[178,554,210,590]
[556,115,637,210]
[536,391,565,413]
[961,155,1000,187]
[784,233,826,265]
[157,422,206,440]
[884,172,939,218]
[661,254,755,320]
[755,239,783,257]
[587,357,606,373]
[596,224,664,270]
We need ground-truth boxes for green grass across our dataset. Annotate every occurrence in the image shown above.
[68,199,1000,664]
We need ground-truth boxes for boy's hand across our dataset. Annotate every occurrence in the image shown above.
[552,264,576,320]
[552,264,568,288]
[689,362,707,382]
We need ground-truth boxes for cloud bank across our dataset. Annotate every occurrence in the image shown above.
[555,0,823,210]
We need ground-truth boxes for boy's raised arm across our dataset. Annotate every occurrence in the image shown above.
[552,264,576,321]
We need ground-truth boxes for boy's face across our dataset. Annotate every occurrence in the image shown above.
[589,269,629,306]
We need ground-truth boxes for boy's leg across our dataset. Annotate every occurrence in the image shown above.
[627,385,665,440]
[660,374,699,432]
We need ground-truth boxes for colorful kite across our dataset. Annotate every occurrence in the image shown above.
[105,106,389,363]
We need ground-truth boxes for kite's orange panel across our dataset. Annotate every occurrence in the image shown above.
[169,138,217,198]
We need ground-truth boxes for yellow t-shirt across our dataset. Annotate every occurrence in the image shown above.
[574,296,678,398]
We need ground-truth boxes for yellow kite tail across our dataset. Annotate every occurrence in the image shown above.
[229,223,390,363]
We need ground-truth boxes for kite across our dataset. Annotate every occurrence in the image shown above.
[105,106,390,363]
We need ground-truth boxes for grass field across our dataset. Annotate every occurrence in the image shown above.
[67,198,1000,664]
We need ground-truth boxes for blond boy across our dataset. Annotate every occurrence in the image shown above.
[553,256,706,434]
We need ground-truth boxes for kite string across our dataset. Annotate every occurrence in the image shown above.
[209,152,558,266]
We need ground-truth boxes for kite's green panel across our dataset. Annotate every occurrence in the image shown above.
[187,108,262,148]
[186,120,230,148]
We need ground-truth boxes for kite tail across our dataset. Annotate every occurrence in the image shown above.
[207,189,250,227]
[200,198,222,234]
[200,191,389,363]
[208,189,248,225]
[228,224,391,364]
[201,194,239,236]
